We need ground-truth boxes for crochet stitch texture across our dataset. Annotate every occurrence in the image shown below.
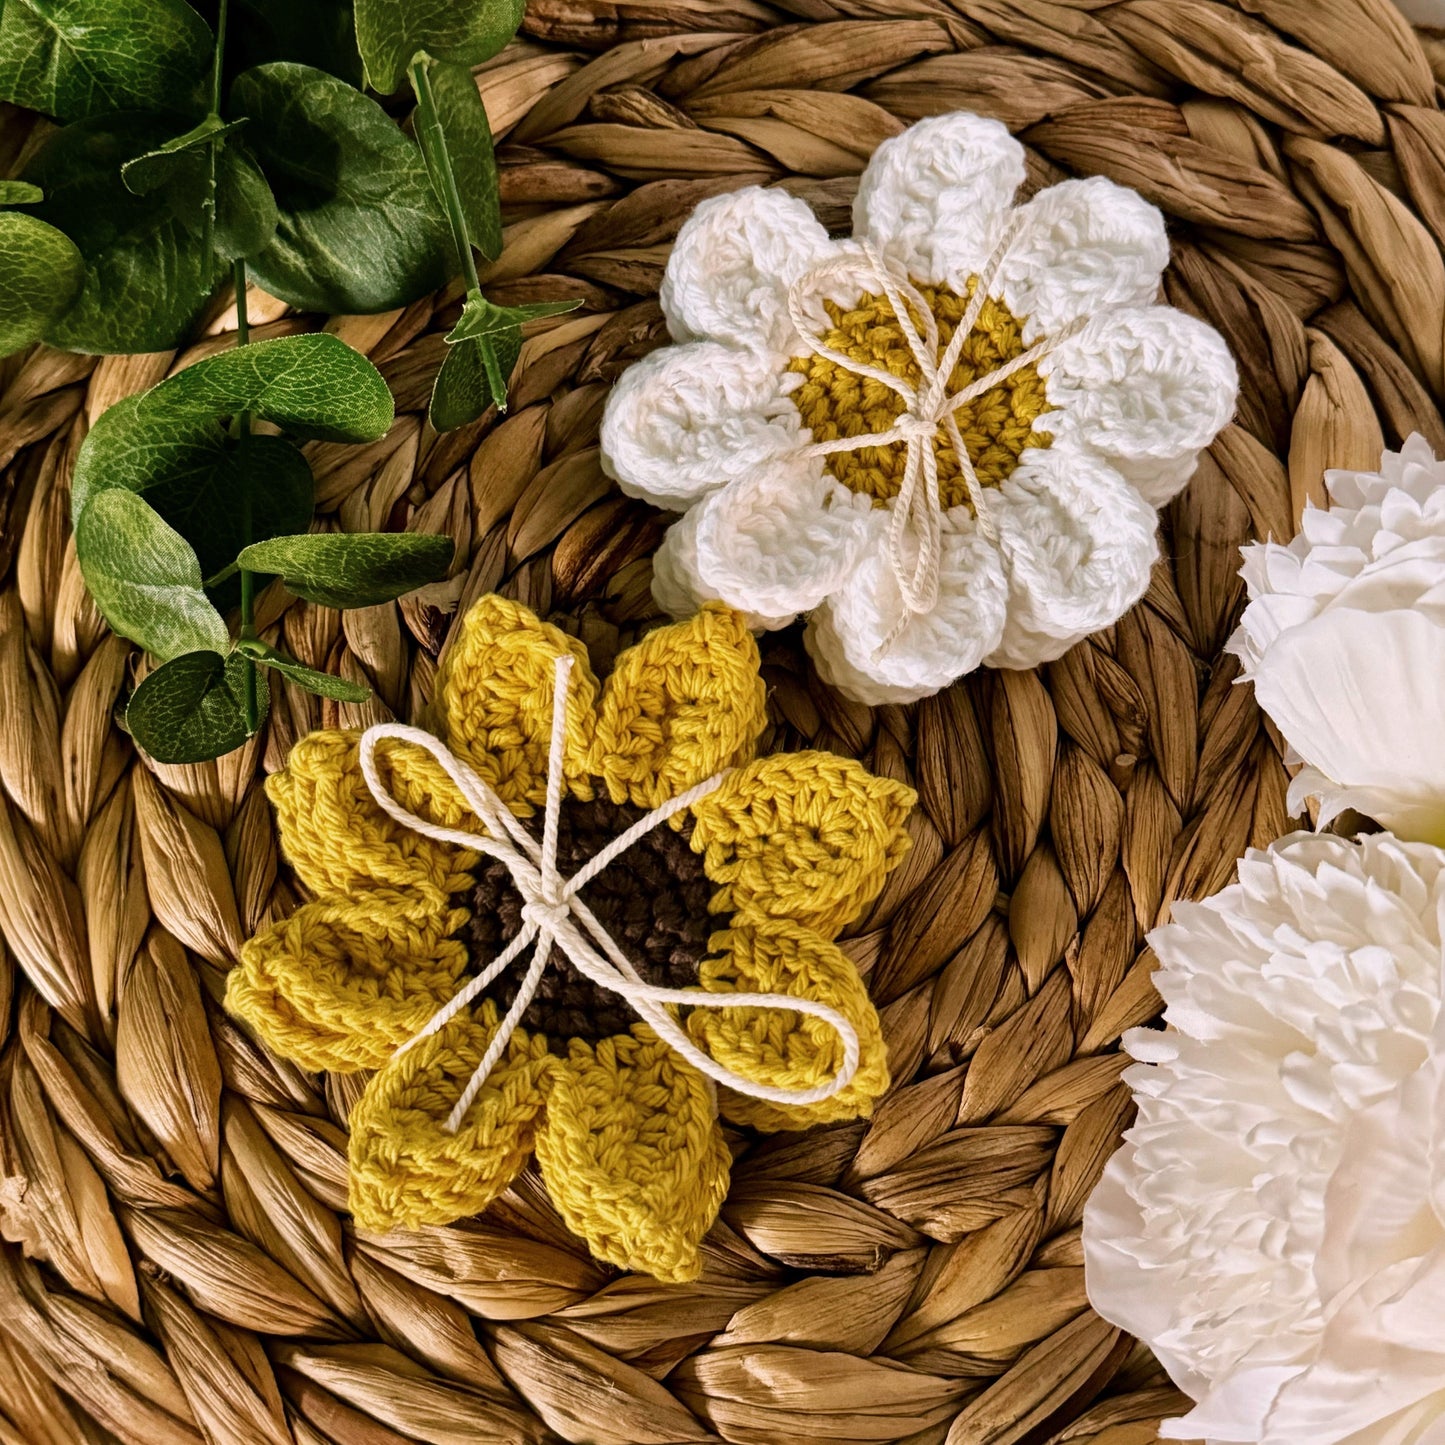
[600,111,1240,705]
[225,596,914,1282]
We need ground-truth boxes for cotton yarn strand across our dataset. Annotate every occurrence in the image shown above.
[357,653,862,1129]
[0,4,1442,1443]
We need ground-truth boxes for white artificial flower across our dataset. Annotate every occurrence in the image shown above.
[600,111,1238,705]
[1083,831,1445,1444]
[1229,434,1445,845]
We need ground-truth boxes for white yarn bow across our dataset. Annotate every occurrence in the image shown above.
[358,653,861,1135]
[787,221,1080,629]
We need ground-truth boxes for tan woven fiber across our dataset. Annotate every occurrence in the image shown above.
[4,2,1445,1441]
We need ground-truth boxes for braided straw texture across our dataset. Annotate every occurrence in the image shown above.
[2,2,1444,1441]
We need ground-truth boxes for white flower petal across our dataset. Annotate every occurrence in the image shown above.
[659,186,834,356]
[1083,830,1445,1445]
[1111,449,1203,508]
[1084,1159,1217,1406]
[852,112,1024,286]
[650,508,795,631]
[985,446,1160,668]
[1251,608,1445,846]
[805,508,1008,704]
[600,340,802,509]
[997,176,1169,341]
[1327,432,1444,511]
[689,457,873,624]
[1041,307,1238,473]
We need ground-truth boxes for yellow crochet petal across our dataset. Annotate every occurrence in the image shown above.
[435,595,597,810]
[589,605,768,808]
[688,751,916,938]
[687,916,890,1133]
[266,729,476,899]
[533,1027,731,1283]
[225,891,468,1074]
[347,1007,558,1232]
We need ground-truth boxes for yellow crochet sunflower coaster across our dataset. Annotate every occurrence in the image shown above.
[226,597,914,1282]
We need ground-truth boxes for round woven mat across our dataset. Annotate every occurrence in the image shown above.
[3,3,1445,1442]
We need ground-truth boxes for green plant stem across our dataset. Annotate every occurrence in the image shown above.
[410,55,481,296]
[232,256,258,733]
[203,0,230,262]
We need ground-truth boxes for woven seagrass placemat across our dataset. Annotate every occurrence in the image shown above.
[3,3,1444,1442]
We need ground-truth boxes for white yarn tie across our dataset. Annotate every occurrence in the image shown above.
[786,221,1083,642]
[358,654,861,1134]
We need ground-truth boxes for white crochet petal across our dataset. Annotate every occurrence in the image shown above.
[1111,450,1202,508]
[997,177,1169,342]
[600,340,802,509]
[651,508,795,631]
[853,112,1025,287]
[690,458,873,625]
[659,186,835,357]
[805,508,1009,705]
[1040,307,1238,475]
[986,445,1160,668]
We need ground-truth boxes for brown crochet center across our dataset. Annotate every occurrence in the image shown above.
[466,796,723,1050]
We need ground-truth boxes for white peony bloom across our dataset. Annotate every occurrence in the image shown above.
[1083,831,1445,1444]
[1229,434,1445,845]
[601,112,1238,705]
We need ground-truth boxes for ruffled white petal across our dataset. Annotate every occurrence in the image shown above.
[685,457,873,626]
[1326,431,1445,511]
[1041,307,1238,477]
[1252,608,1445,845]
[853,112,1025,287]
[659,187,835,357]
[997,177,1169,341]
[600,340,802,509]
[805,507,1008,705]
[986,445,1160,668]
[1083,831,1445,1445]
[1111,450,1202,508]
[652,505,799,632]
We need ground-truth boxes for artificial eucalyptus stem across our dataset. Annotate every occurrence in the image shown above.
[410,55,481,295]
[203,0,231,262]
[232,257,259,732]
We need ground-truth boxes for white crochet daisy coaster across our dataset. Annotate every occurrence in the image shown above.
[600,112,1240,705]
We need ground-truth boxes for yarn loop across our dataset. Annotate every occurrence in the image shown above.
[787,223,1083,634]
[358,652,863,1135]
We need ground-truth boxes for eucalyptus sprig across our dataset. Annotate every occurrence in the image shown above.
[357,1,582,432]
[0,0,571,762]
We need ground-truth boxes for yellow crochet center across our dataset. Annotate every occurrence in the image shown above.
[787,280,1052,508]
[226,597,916,1284]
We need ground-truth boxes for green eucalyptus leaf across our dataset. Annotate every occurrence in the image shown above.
[428,336,490,432]
[72,335,392,528]
[0,179,42,203]
[74,490,230,660]
[120,113,247,195]
[417,59,501,262]
[0,210,83,357]
[238,638,370,702]
[356,0,525,95]
[237,531,453,608]
[234,62,449,314]
[227,0,362,86]
[22,114,222,352]
[0,0,211,123]
[444,294,579,414]
[447,294,581,345]
[214,141,279,260]
[74,407,313,582]
[126,650,268,763]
